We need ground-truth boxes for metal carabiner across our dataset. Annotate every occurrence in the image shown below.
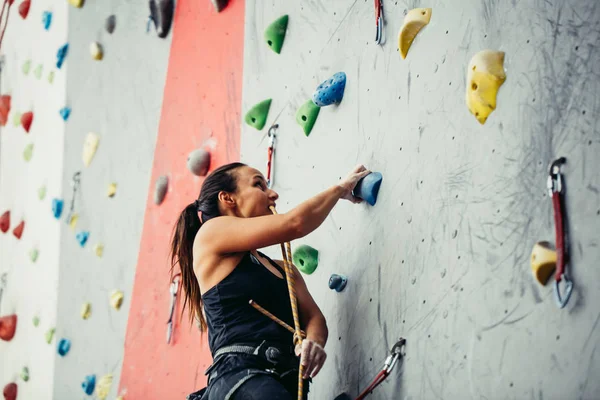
[554,274,573,309]
[66,171,81,224]
[547,157,565,196]
[166,273,181,344]
[385,338,406,372]
[374,0,384,45]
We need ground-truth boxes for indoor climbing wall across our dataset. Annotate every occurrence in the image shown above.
[0,0,69,397]
[51,1,171,399]
[241,1,600,399]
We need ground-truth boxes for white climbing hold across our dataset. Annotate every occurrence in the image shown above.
[187,149,211,176]
[154,175,168,205]
[82,132,99,166]
[95,374,113,400]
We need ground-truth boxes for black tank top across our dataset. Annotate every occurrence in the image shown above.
[202,251,294,355]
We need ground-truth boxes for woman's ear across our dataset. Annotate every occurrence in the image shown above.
[218,191,236,209]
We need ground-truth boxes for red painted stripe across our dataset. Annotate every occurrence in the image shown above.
[119,1,244,397]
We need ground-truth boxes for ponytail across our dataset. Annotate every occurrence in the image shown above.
[169,161,247,331]
[170,202,206,330]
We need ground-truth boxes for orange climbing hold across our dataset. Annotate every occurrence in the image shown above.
[0,95,11,126]
[0,210,9,233]
[3,383,17,400]
[18,0,30,18]
[21,112,33,133]
[12,220,24,239]
[0,314,17,341]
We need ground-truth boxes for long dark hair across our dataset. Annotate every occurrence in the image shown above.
[170,162,246,331]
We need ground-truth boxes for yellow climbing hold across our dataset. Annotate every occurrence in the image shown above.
[81,302,92,319]
[531,241,557,285]
[13,112,22,126]
[107,182,117,197]
[466,49,506,124]
[82,132,100,166]
[110,290,124,310]
[68,214,79,230]
[398,8,432,59]
[68,0,84,7]
[45,327,55,343]
[96,374,113,400]
[94,243,104,257]
[38,186,47,200]
[90,42,104,60]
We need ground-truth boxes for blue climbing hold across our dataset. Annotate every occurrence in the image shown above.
[42,11,52,30]
[328,273,348,292]
[52,199,64,219]
[353,172,383,206]
[57,338,71,356]
[76,231,89,247]
[59,107,71,121]
[312,72,346,107]
[56,44,68,69]
[82,375,96,395]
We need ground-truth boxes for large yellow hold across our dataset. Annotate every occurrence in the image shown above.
[398,8,432,59]
[530,242,556,285]
[466,50,506,124]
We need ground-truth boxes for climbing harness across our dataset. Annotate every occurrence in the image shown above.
[266,124,278,188]
[374,0,384,45]
[166,273,181,344]
[547,157,573,309]
[65,171,81,225]
[343,338,405,400]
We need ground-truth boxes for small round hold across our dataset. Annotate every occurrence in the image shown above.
[57,338,71,356]
[105,15,116,34]
[187,149,211,176]
[90,42,103,60]
[154,175,168,205]
[328,273,348,292]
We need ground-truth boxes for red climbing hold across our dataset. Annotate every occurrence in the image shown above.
[3,383,17,400]
[21,112,33,133]
[12,220,24,239]
[0,95,11,127]
[0,314,17,341]
[18,0,30,19]
[0,211,9,233]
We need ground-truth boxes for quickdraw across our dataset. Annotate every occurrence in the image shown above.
[166,272,181,344]
[0,0,13,51]
[355,338,405,400]
[547,157,573,309]
[374,0,384,45]
[66,171,81,225]
[266,124,278,189]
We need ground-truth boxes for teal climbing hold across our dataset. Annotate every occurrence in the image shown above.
[295,99,320,136]
[292,245,319,275]
[57,338,71,356]
[312,72,346,107]
[82,375,96,395]
[244,99,271,130]
[329,274,348,292]
[42,11,52,30]
[353,172,383,206]
[59,107,71,121]
[264,15,288,54]
[76,231,89,247]
[52,199,64,218]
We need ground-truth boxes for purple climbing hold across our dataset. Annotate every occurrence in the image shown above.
[312,72,346,107]
[76,231,89,247]
[57,338,71,356]
[52,199,64,219]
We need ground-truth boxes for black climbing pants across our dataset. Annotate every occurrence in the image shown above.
[187,342,311,400]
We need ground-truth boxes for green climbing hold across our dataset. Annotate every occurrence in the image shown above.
[244,99,271,130]
[23,143,33,161]
[264,15,288,54]
[45,327,55,344]
[48,70,55,84]
[292,244,319,275]
[295,99,320,136]
[13,112,22,127]
[22,60,31,75]
[33,64,43,79]
[32,315,40,326]
[29,248,39,262]
[20,367,29,382]
[38,186,47,200]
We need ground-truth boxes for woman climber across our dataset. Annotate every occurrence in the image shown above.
[170,162,371,399]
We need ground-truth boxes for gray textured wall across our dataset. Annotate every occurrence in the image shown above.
[242,1,600,399]
[53,0,170,398]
